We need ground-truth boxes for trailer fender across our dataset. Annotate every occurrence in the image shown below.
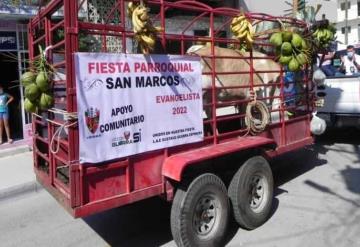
[162,136,276,182]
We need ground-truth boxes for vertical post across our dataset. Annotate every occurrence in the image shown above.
[210,12,218,144]
[293,0,298,17]
[345,0,349,45]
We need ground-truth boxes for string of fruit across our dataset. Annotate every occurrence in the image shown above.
[312,23,336,49]
[230,14,255,49]
[21,46,54,113]
[270,30,311,72]
[127,1,162,54]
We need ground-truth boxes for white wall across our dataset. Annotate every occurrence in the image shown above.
[336,0,360,47]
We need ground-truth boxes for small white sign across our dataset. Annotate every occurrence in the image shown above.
[75,53,204,164]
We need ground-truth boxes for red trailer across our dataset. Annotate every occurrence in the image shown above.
[28,1,315,246]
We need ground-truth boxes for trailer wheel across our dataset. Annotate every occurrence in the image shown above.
[228,156,273,230]
[170,173,229,247]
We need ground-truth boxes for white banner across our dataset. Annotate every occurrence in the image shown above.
[75,53,204,164]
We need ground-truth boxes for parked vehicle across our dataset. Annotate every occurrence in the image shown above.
[28,1,315,246]
[317,49,360,128]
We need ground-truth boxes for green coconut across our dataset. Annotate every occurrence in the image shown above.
[291,33,303,49]
[281,42,293,56]
[20,71,36,87]
[296,53,308,66]
[288,57,300,72]
[270,33,283,47]
[279,55,293,65]
[25,84,41,102]
[36,71,49,92]
[301,39,309,50]
[24,98,37,113]
[282,31,293,42]
[39,93,54,110]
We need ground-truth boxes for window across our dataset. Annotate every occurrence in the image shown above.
[358,24,360,41]
[342,26,352,34]
[358,1,360,15]
[341,1,351,11]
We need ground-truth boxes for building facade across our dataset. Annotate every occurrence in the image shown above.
[336,0,360,48]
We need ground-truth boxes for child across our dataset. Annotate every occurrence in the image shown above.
[0,85,14,144]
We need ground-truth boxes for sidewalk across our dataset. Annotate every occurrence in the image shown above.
[0,147,40,201]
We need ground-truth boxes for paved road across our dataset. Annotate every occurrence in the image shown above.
[1,128,360,247]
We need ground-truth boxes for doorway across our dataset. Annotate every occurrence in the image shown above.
[0,52,23,140]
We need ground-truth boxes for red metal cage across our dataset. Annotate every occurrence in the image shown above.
[28,0,315,217]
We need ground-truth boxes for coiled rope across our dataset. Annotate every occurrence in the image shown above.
[244,92,270,135]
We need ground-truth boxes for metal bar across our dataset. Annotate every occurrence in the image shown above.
[50,20,65,32]
[210,12,217,144]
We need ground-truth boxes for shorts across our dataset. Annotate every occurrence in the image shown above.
[0,111,9,120]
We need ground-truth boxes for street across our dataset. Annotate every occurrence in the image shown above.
[1,128,360,247]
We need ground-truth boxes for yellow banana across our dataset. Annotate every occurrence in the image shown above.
[247,21,253,35]
[231,22,245,34]
[238,20,249,34]
[132,15,143,33]
[246,32,254,43]
[231,15,246,25]
[140,34,156,47]
[236,30,248,39]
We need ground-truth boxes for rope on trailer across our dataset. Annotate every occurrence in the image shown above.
[46,108,78,154]
[244,91,270,135]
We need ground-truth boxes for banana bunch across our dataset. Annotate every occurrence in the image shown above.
[127,2,162,54]
[270,30,311,72]
[312,26,335,49]
[230,15,254,48]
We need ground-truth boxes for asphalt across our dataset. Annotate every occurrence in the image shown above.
[0,146,41,201]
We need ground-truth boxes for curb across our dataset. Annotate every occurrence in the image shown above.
[0,145,31,158]
[0,181,43,202]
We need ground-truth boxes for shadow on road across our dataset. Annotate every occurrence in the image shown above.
[83,197,173,247]
[304,180,360,207]
[270,146,327,188]
[316,127,360,146]
[340,165,360,195]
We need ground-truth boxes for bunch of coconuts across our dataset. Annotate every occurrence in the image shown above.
[21,47,54,113]
[270,30,311,72]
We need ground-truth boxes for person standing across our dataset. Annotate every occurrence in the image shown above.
[0,85,14,144]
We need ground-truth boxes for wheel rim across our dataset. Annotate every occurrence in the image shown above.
[192,194,219,236]
[248,174,269,213]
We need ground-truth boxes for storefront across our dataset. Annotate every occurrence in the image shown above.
[0,3,38,147]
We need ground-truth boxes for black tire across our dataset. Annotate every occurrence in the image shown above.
[228,156,273,230]
[170,173,229,247]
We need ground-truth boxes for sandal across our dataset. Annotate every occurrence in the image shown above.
[8,139,13,144]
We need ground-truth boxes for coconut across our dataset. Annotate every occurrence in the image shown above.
[301,40,309,50]
[281,42,293,56]
[291,33,303,49]
[282,31,293,42]
[25,84,41,102]
[39,93,54,110]
[296,53,308,66]
[288,57,300,72]
[20,71,36,87]
[24,98,37,113]
[279,55,293,65]
[36,71,49,92]
[270,33,283,47]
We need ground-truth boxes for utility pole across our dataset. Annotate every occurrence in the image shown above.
[345,0,349,45]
